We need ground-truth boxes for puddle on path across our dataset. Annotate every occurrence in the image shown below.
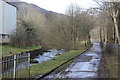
[45,43,102,79]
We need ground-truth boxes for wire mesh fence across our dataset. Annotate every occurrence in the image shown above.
[1,52,30,79]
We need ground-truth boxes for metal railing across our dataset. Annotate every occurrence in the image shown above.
[1,52,30,79]
[102,43,120,56]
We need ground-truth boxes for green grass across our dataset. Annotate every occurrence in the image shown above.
[0,45,41,56]
[30,49,85,77]
[104,54,118,78]
[80,41,88,44]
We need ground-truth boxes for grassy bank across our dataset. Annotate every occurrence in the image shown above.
[104,54,118,78]
[30,49,86,77]
[1,45,41,56]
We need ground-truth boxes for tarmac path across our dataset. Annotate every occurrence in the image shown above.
[46,43,102,78]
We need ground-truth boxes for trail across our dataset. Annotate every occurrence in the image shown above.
[46,43,102,78]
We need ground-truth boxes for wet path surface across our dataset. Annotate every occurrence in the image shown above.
[46,43,102,78]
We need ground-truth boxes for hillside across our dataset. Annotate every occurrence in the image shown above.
[7,1,64,19]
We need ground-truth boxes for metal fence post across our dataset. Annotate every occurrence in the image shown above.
[28,53,30,78]
[118,45,120,79]
[0,57,2,79]
[13,55,16,78]
[118,45,120,57]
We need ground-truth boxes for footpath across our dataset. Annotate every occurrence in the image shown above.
[46,43,102,78]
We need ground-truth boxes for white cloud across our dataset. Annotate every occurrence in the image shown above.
[97,0,120,2]
[20,0,98,14]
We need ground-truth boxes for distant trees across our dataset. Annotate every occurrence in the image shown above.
[79,12,95,45]
[41,15,73,50]
[65,4,94,46]
[10,4,45,47]
[41,4,94,51]
[94,0,120,44]
[11,3,95,50]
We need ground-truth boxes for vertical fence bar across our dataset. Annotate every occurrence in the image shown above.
[9,56,12,78]
[2,57,4,78]
[16,54,18,78]
[7,56,10,78]
[118,45,119,56]
[0,57,2,79]
[19,53,21,78]
[1,52,30,79]
[12,55,14,78]
[24,53,27,78]
[24,53,26,78]
[16,54,19,78]
[13,55,16,79]
[5,57,7,78]
[2,57,5,78]
[118,44,120,63]
[28,53,30,78]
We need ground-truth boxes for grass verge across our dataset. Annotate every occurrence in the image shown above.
[104,53,118,78]
[0,45,41,56]
[30,49,85,77]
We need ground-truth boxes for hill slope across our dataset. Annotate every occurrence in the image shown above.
[8,1,63,18]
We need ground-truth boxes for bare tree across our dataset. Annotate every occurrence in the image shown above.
[41,4,94,51]
[93,0,120,44]
[10,4,45,47]
[97,12,114,43]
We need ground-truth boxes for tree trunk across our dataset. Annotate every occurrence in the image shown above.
[100,27,102,42]
[113,17,120,44]
[113,26,115,43]
[102,28,105,42]
[113,10,120,44]
[88,34,91,45]
[104,26,108,43]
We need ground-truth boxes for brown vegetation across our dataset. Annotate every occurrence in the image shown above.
[10,4,45,47]
[41,4,94,51]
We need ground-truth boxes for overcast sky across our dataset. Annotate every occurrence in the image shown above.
[20,0,98,14]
